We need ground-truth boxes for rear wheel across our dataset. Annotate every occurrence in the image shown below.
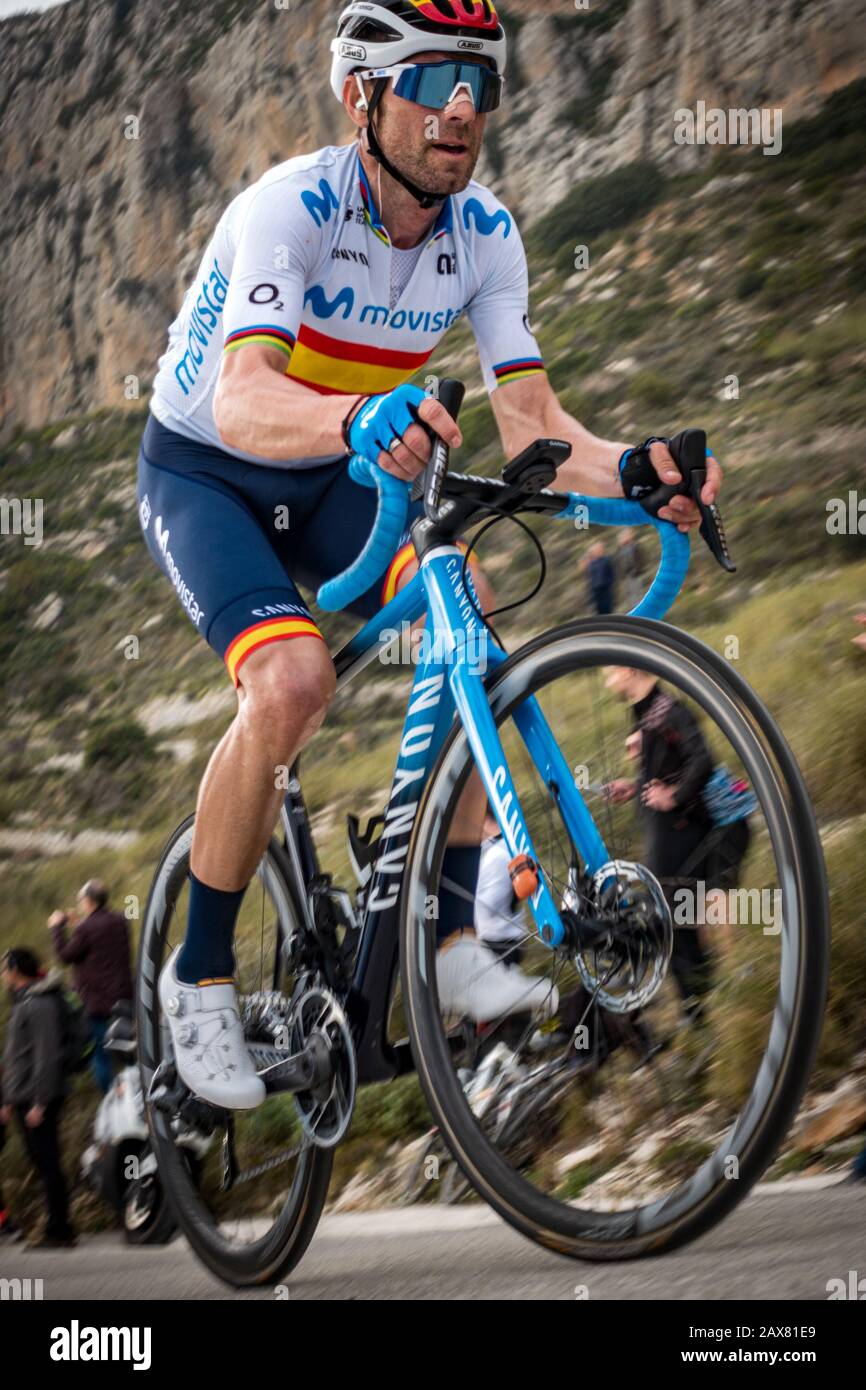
[401,618,829,1260]
[136,816,333,1287]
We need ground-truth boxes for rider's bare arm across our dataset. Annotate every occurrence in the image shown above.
[490,374,723,534]
[214,346,460,476]
[213,344,352,460]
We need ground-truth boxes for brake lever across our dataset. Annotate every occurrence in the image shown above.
[640,429,736,573]
[410,379,465,518]
[685,463,736,573]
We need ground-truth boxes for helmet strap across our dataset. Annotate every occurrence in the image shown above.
[364,77,449,212]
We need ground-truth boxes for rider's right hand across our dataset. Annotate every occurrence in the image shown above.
[348,384,462,483]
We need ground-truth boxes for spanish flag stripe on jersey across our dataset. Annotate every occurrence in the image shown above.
[286,339,432,396]
[297,323,432,371]
[225,618,324,686]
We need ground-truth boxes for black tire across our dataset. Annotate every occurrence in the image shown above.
[136,816,333,1287]
[401,617,829,1261]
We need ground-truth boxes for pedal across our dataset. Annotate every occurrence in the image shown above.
[147,1060,227,1136]
[248,1041,319,1094]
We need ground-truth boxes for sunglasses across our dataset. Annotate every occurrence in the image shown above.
[358,59,504,114]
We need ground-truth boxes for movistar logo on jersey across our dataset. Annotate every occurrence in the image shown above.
[175,258,229,398]
[305,285,355,320]
[301,178,340,229]
[463,198,511,239]
[304,282,464,334]
[361,304,465,333]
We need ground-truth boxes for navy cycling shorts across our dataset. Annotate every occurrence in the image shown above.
[137,414,422,686]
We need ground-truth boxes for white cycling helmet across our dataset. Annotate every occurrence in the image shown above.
[329,0,508,105]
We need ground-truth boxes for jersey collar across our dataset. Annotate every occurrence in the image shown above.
[356,152,453,248]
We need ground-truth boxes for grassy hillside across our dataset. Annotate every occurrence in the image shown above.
[1,81,865,1221]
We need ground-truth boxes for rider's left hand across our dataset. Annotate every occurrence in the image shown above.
[648,441,723,534]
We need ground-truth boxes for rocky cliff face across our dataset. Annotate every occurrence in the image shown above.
[1,0,864,435]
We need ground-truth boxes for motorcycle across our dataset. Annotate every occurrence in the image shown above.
[80,1001,210,1245]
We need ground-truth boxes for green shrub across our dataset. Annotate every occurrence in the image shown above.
[628,369,677,412]
[84,718,158,773]
[736,266,767,299]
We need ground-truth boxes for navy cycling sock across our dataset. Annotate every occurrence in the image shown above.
[436,845,482,947]
[176,872,246,985]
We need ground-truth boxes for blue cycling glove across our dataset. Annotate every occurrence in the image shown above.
[348,384,428,466]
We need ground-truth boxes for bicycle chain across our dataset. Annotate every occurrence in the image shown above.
[232,1140,306,1188]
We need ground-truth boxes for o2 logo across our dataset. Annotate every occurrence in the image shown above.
[249,283,286,312]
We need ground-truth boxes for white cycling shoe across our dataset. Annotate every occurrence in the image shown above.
[436,934,559,1024]
[158,949,265,1110]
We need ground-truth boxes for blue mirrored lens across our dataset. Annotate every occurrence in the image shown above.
[392,61,502,113]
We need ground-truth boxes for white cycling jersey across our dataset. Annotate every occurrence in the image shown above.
[149,142,545,467]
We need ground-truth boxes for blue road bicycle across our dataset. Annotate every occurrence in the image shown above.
[137,381,829,1288]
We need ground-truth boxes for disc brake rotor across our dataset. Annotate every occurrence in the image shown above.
[565,859,673,1014]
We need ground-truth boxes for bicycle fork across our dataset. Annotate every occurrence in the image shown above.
[421,550,611,951]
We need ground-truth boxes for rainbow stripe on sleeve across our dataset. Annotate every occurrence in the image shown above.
[224,325,297,363]
[493,357,546,388]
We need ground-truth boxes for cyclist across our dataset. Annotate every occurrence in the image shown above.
[138,0,723,1109]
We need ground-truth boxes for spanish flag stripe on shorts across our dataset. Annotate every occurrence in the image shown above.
[225,617,324,686]
[381,543,418,606]
[381,542,480,607]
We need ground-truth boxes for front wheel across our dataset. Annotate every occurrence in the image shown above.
[401,617,829,1261]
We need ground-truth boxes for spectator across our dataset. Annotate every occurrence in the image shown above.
[0,948,75,1248]
[617,528,645,611]
[603,667,751,1018]
[0,1068,19,1240]
[48,879,133,1095]
[585,540,616,615]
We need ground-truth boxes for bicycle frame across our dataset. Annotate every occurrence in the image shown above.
[281,494,691,1084]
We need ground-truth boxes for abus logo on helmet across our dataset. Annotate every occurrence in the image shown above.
[458,40,484,50]
[340,43,366,60]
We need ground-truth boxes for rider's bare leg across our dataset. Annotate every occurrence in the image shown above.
[189,638,337,891]
[162,638,338,1106]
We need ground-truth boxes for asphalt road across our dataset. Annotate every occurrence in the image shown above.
[1,1178,863,1302]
